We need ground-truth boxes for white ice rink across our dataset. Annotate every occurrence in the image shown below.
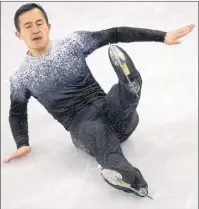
[1,2,198,209]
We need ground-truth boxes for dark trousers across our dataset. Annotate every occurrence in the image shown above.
[68,70,146,190]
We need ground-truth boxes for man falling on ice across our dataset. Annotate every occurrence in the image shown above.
[4,3,194,198]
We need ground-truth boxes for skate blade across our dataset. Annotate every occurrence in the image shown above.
[100,168,153,199]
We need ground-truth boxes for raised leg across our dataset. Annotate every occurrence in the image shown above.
[104,45,142,142]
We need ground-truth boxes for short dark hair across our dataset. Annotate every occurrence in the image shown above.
[14,3,49,32]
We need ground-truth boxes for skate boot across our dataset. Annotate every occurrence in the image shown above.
[98,164,153,199]
[108,45,141,98]
[97,153,152,199]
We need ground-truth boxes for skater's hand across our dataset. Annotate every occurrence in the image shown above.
[164,24,195,45]
[3,146,31,163]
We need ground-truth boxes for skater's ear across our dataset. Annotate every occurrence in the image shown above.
[15,31,23,40]
[48,23,51,31]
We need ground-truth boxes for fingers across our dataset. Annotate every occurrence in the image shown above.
[3,155,16,163]
[176,31,190,39]
[167,40,181,45]
[173,24,194,43]
[3,148,31,163]
[176,27,193,39]
[173,40,181,44]
[177,28,193,37]
[177,24,195,33]
[188,24,195,29]
[4,158,11,163]
[179,27,193,34]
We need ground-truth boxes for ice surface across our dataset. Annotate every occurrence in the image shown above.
[1,2,198,209]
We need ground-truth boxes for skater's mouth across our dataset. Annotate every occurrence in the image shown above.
[32,36,42,41]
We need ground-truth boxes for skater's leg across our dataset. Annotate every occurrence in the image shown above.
[104,45,142,142]
[78,120,147,195]
[69,106,148,196]
[69,105,123,159]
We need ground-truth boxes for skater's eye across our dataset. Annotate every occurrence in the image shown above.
[36,20,43,26]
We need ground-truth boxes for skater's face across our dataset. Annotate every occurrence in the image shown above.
[15,8,51,55]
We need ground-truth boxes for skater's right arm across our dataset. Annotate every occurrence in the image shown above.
[4,76,31,163]
[74,24,194,57]
[74,26,166,57]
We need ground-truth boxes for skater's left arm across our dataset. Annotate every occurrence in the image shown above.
[9,77,31,147]
[76,24,194,56]
[3,78,31,163]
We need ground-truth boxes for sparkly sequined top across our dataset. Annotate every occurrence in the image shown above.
[9,27,166,148]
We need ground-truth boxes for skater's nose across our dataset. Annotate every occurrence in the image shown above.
[32,24,40,34]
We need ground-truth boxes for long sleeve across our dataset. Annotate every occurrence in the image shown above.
[9,77,31,149]
[76,26,167,56]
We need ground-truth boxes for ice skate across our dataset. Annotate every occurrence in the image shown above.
[108,45,141,98]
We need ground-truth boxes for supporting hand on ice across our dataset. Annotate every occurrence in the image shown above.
[164,24,195,45]
[3,146,31,163]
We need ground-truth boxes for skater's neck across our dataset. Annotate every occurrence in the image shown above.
[28,42,50,57]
